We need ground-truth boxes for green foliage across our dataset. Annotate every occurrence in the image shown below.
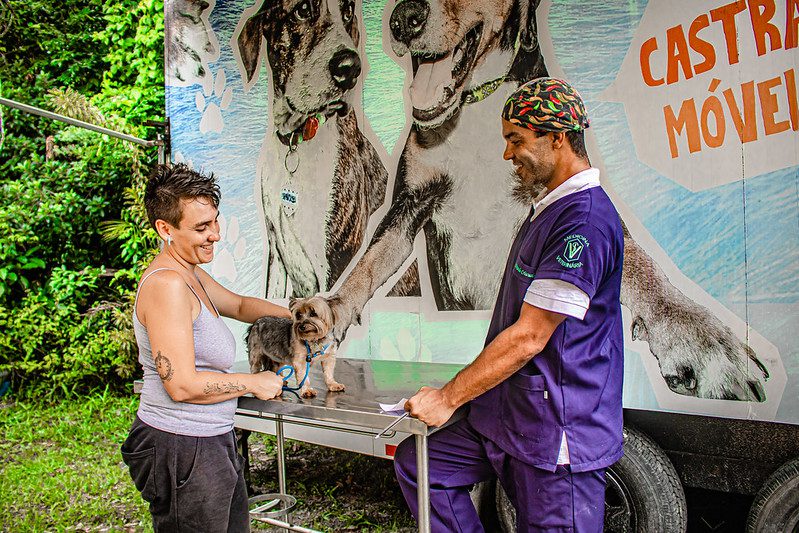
[0,0,164,396]
[0,266,142,398]
[96,0,165,131]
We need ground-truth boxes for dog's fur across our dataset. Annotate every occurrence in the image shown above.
[329,0,769,401]
[247,296,344,398]
[234,0,388,298]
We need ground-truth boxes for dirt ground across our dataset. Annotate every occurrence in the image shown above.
[245,433,418,532]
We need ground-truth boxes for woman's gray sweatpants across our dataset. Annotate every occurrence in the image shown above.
[121,416,250,532]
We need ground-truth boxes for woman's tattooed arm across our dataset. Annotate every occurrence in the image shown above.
[203,381,247,395]
[155,351,245,396]
[154,351,174,381]
[149,349,276,402]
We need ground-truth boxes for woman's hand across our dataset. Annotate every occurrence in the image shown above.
[250,371,284,400]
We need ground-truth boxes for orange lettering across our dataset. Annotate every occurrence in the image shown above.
[758,76,791,135]
[723,81,759,143]
[786,0,799,49]
[689,15,716,75]
[748,0,782,56]
[701,96,726,148]
[710,0,747,65]
[640,37,664,86]
[666,25,693,84]
[664,99,702,158]
[785,69,799,130]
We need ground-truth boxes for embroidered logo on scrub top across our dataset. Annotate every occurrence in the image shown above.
[557,234,589,269]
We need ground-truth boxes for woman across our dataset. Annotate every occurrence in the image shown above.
[121,163,288,532]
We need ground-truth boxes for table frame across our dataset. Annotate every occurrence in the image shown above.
[233,359,464,533]
[237,401,447,532]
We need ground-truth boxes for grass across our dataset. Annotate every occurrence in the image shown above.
[0,390,151,531]
[0,391,415,532]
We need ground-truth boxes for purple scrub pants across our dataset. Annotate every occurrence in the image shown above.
[394,418,606,532]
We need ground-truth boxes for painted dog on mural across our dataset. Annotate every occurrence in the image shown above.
[235,0,388,297]
[328,0,769,401]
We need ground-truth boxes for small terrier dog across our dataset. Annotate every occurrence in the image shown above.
[247,296,344,398]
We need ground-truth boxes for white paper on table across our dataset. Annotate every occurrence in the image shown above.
[379,398,409,413]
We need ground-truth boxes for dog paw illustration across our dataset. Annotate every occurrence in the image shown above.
[211,213,246,282]
[632,298,769,401]
[327,381,346,392]
[196,68,233,134]
[301,387,317,398]
[173,151,195,169]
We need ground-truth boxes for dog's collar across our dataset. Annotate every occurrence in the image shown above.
[304,340,331,360]
[463,76,506,105]
[276,113,329,148]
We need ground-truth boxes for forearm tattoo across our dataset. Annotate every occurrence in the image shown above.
[154,352,174,382]
[203,381,247,395]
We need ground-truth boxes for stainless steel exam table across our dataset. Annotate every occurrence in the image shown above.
[234,359,462,532]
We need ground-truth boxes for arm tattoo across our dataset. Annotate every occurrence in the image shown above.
[154,352,174,382]
[203,381,247,395]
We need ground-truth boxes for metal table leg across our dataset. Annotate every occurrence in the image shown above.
[415,433,431,533]
[275,414,288,531]
[276,414,287,495]
[238,429,252,489]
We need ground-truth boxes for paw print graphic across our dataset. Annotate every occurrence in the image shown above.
[196,68,233,134]
[173,151,195,169]
[379,327,432,362]
[211,213,246,282]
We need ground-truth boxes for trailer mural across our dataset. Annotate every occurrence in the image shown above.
[165,0,797,424]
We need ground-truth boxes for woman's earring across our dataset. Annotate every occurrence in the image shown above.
[167,236,172,246]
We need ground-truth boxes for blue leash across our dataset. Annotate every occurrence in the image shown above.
[277,341,331,392]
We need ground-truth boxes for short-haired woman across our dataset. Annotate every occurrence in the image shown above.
[121,163,288,532]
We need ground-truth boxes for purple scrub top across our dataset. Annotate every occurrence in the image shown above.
[469,185,625,473]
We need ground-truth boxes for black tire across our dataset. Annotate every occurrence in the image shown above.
[746,456,799,533]
[496,425,687,532]
[604,426,687,532]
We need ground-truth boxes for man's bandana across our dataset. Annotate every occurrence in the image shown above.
[501,77,590,133]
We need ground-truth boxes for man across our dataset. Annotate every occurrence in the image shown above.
[394,78,624,532]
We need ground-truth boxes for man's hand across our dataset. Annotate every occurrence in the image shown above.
[405,386,457,427]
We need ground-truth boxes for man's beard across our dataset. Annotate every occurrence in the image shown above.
[511,166,550,204]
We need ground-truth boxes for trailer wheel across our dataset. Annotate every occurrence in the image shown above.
[496,426,687,532]
[746,456,799,533]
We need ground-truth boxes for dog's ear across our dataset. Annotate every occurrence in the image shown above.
[519,0,541,52]
[288,296,299,313]
[326,295,342,325]
[238,10,266,83]
[349,7,360,48]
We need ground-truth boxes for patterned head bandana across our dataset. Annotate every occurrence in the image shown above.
[501,77,590,133]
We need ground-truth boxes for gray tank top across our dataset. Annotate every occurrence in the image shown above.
[134,268,238,436]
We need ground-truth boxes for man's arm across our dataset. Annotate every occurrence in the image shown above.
[406,303,566,426]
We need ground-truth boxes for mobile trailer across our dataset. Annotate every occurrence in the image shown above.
[163,0,799,530]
